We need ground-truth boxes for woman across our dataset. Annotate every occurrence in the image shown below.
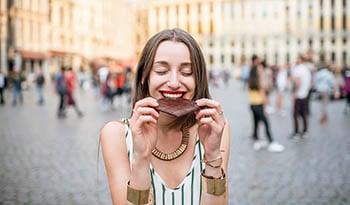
[314,65,336,124]
[100,28,230,204]
[247,62,284,152]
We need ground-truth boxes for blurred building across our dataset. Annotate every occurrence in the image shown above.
[0,0,9,72]
[139,0,350,72]
[1,0,136,75]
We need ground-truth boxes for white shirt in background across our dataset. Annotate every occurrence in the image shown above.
[291,64,311,99]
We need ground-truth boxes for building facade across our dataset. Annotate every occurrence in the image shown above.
[0,0,8,72]
[145,0,350,72]
[2,0,136,75]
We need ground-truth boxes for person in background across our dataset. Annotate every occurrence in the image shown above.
[290,55,312,139]
[65,67,83,117]
[341,65,350,114]
[35,67,45,105]
[77,66,88,90]
[261,60,274,114]
[303,53,316,116]
[55,67,67,118]
[314,64,337,124]
[275,64,289,116]
[8,66,25,106]
[247,61,285,152]
[100,28,231,204]
[0,68,7,105]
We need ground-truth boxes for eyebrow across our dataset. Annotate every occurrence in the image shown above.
[154,61,192,68]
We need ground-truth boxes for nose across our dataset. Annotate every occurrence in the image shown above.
[167,70,181,89]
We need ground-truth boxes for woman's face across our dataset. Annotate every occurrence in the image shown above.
[148,40,195,100]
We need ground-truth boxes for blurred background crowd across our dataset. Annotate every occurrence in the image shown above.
[0,0,349,122]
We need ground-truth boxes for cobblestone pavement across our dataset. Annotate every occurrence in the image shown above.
[0,80,349,205]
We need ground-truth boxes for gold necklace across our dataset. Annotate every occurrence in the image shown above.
[152,126,190,161]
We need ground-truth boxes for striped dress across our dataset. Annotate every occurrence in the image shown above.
[123,121,205,205]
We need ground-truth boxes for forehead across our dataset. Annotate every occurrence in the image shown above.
[154,40,191,62]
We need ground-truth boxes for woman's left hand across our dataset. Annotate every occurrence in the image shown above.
[195,98,226,159]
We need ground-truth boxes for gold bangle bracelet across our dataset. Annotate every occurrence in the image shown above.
[201,168,226,196]
[126,182,150,205]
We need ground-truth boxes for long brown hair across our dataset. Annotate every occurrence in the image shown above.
[132,28,211,128]
[248,65,260,90]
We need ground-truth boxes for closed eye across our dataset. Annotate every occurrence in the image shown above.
[181,71,193,76]
[154,70,168,75]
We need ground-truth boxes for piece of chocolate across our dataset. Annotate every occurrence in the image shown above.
[156,98,200,117]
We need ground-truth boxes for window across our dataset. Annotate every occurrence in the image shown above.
[274,53,278,65]
[198,3,202,34]
[165,6,169,28]
[320,52,325,62]
[343,14,347,30]
[285,5,289,16]
[221,55,225,63]
[210,19,214,34]
[209,55,214,64]
[320,15,324,30]
[343,51,347,64]
[308,39,313,47]
[308,5,313,17]
[231,54,235,63]
[331,52,336,63]
[331,15,335,31]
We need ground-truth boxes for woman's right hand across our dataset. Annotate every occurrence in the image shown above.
[129,97,159,161]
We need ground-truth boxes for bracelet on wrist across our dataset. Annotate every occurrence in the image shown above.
[202,155,223,168]
[127,181,151,205]
[201,168,226,196]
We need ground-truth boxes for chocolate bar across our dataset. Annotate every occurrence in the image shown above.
[156,98,200,117]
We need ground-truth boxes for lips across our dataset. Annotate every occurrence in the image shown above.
[160,91,186,99]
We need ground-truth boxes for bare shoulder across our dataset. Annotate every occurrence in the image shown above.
[100,120,128,147]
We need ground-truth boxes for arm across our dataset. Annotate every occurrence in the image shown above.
[201,121,231,205]
[195,99,230,205]
[100,121,131,205]
[101,97,159,205]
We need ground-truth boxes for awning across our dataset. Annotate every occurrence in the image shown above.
[49,50,66,57]
[20,50,47,60]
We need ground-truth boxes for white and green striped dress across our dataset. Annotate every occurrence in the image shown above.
[123,121,205,205]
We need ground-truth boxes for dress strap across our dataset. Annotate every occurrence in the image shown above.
[122,118,130,127]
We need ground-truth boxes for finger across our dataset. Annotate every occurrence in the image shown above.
[133,107,159,119]
[196,107,225,124]
[196,98,220,108]
[196,107,216,120]
[196,98,223,115]
[198,117,222,134]
[134,97,159,110]
[133,115,158,128]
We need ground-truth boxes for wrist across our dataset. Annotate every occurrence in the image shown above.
[204,150,222,161]
[203,152,223,168]
[130,158,151,190]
